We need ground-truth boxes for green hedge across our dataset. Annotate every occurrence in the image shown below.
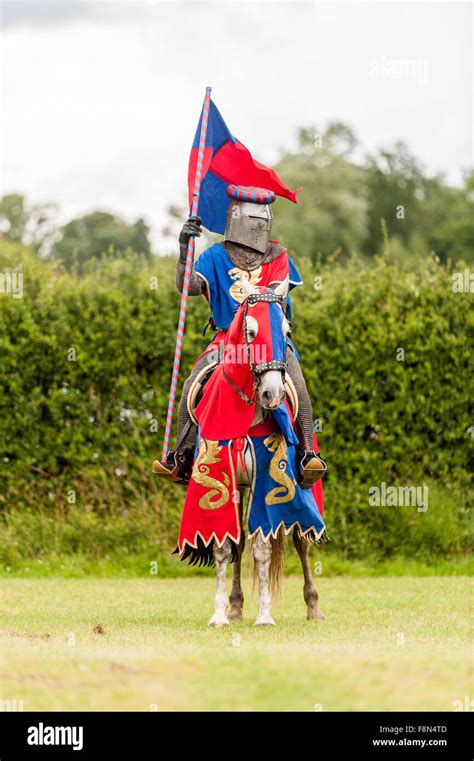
[0,241,472,571]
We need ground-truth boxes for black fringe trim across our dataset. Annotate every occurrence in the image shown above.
[173,536,239,567]
[292,527,330,545]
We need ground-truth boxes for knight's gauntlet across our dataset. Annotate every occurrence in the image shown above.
[179,216,202,263]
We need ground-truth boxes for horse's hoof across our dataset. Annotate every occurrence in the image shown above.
[228,607,243,621]
[255,614,276,626]
[307,607,325,621]
[209,613,230,627]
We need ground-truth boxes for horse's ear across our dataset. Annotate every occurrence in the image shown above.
[273,276,289,298]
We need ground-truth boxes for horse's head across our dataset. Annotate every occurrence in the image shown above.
[238,277,290,410]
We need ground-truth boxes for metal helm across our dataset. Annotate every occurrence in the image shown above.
[224,185,276,255]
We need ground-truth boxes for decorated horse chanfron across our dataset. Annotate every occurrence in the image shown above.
[176,280,327,626]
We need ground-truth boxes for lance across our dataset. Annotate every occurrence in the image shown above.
[161,86,212,463]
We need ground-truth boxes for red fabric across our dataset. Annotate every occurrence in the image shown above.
[195,362,257,440]
[195,302,255,440]
[195,293,282,440]
[178,440,240,553]
[187,147,214,206]
[211,141,301,204]
[193,330,227,365]
[264,250,290,286]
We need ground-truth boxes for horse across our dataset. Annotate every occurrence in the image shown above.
[175,277,327,626]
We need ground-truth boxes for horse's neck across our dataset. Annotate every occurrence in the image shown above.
[251,403,264,428]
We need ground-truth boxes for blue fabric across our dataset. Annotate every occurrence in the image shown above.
[192,100,237,152]
[285,258,302,321]
[288,257,302,286]
[195,243,239,329]
[271,405,299,446]
[195,173,230,236]
[268,299,287,364]
[247,434,325,538]
[190,102,236,232]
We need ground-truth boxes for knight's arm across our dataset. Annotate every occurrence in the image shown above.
[175,215,206,295]
[175,260,206,295]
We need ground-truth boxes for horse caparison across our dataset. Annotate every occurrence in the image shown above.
[180,279,326,626]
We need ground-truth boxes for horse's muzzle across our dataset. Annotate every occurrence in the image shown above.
[259,387,286,409]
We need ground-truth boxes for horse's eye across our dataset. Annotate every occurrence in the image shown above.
[246,316,259,342]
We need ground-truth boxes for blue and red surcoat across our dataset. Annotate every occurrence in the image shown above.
[194,241,302,364]
[194,241,302,330]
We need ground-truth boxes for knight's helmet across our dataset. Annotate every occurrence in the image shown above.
[224,185,276,254]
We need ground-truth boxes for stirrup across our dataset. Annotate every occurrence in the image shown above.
[152,447,194,485]
[152,458,180,480]
[152,452,186,484]
[299,452,327,489]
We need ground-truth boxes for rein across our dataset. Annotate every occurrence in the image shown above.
[222,291,288,405]
[222,367,257,405]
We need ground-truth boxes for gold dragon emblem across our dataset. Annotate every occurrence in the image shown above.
[264,433,296,505]
[228,266,262,303]
[191,439,230,510]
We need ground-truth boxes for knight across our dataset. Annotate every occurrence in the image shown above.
[153,185,325,487]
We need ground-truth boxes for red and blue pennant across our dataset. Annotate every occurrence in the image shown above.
[188,98,301,234]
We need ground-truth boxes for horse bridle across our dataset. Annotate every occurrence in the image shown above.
[222,291,288,405]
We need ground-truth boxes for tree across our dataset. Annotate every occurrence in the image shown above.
[0,194,58,254]
[363,144,473,263]
[50,211,152,271]
[130,218,151,254]
[425,171,474,264]
[364,142,434,256]
[272,123,368,263]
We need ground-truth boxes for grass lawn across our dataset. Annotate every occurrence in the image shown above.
[0,576,472,711]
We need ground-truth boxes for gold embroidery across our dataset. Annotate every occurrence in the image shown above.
[228,266,262,303]
[264,433,296,505]
[191,439,230,510]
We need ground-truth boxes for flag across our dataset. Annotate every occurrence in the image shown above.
[188,98,300,234]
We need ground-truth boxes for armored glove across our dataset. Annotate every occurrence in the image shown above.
[179,216,202,262]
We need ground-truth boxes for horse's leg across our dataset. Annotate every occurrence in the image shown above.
[209,539,232,627]
[229,529,245,620]
[229,471,249,620]
[293,527,325,621]
[253,533,275,626]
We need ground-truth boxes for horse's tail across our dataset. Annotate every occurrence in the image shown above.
[250,527,285,599]
[269,529,285,598]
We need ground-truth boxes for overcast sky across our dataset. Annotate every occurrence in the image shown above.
[0,1,472,247]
